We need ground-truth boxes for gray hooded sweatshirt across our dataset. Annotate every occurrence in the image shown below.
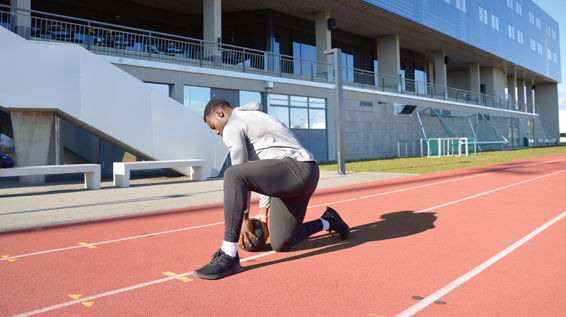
[223,102,315,165]
[222,102,316,209]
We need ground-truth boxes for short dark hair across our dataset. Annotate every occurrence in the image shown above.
[203,98,231,122]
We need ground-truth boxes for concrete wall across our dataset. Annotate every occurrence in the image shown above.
[340,89,542,160]
[535,83,560,139]
[447,70,471,92]
[480,67,506,95]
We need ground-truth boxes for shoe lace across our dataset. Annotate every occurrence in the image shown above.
[209,249,224,264]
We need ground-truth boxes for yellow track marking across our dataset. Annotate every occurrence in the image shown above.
[77,243,96,249]
[162,271,192,282]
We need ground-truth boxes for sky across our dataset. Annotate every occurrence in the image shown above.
[532,0,566,133]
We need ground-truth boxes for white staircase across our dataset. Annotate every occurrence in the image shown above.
[0,26,228,177]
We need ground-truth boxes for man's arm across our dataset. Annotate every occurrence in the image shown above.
[224,118,248,166]
[223,118,252,214]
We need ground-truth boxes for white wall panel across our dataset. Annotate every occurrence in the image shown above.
[79,50,154,154]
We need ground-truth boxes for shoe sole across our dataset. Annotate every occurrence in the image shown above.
[193,264,243,280]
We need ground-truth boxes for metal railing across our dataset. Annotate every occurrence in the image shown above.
[0,4,538,114]
[534,105,554,139]
[0,6,333,83]
[342,67,535,112]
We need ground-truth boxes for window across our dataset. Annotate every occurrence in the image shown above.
[184,86,210,115]
[536,17,541,29]
[456,0,466,12]
[547,26,551,36]
[515,2,522,15]
[554,53,558,63]
[289,96,308,129]
[530,38,536,51]
[269,94,290,127]
[479,7,488,24]
[268,94,326,130]
[537,43,543,55]
[528,11,534,24]
[517,30,523,44]
[552,29,556,40]
[444,0,450,4]
[394,104,417,115]
[146,83,171,98]
[491,14,499,30]
[508,25,515,39]
[240,91,262,107]
[507,0,513,9]
[548,49,552,59]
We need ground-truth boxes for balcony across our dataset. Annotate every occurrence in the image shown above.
[0,4,538,115]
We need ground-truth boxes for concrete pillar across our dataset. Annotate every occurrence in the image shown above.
[434,51,447,87]
[434,51,447,98]
[427,61,435,84]
[526,78,534,108]
[517,78,525,103]
[11,111,54,184]
[469,63,480,94]
[507,74,517,101]
[11,0,31,39]
[203,0,221,63]
[376,35,400,90]
[534,83,560,139]
[315,12,332,64]
[480,67,505,96]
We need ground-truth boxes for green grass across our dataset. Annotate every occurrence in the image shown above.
[319,146,566,175]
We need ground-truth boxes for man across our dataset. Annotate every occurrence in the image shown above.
[193,99,349,280]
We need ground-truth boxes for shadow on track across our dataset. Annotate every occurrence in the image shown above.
[242,210,436,272]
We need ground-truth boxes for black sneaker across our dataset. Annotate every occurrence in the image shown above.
[321,207,350,240]
[193,249,243,280]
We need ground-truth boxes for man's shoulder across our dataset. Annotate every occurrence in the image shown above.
[224,113,247,134]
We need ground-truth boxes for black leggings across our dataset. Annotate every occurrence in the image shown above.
[223,157,322,252]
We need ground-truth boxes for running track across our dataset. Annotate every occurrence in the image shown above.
[1,154,565,316]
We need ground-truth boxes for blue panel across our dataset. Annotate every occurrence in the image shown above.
[308,129,328,161]
[291,129,309,150]
[290,129,328,162]
[361,0,561,82]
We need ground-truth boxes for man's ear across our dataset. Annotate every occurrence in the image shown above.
[216,109,224,118]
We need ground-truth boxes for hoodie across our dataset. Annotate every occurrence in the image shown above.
[222,102,316,166]
[222,102,316,211]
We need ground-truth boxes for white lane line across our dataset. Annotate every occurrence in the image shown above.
[2,157,564,262]
[415,169,565,213]
[395,210,566,317]
[12,166,565,316]
[13,251,277,317]
[0,222,224,261]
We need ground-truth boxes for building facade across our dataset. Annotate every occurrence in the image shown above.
[0,0,561,178]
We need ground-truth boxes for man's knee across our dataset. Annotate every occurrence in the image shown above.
[271,240,292,253]
[223,166,241,188]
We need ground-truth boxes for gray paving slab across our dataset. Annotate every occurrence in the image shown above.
[0,170,416,232]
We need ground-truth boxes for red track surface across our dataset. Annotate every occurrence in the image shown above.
[1,155,565,316]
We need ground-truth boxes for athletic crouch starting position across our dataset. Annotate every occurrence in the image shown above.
[193,99,350,280]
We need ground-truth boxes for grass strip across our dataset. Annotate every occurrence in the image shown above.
[319,146,566,175]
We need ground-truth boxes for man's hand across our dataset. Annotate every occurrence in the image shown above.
[239,213,259,248]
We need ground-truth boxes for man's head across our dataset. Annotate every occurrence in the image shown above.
[203,98,233,137]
